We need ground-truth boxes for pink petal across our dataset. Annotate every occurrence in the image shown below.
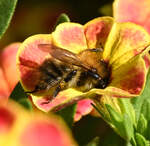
[17,34,52,91]
[0,68,9,103]
[84,17,114,48]
[74,99,93,122]
[113,0,150,34]
[0,43,21,92]
[20,120,76,146]
[0,106,15,133]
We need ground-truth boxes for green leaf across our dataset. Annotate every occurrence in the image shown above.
[125,142,133,146]
[9,82,32,110]
[85,137,100,146]
[18,98,32,110]
[145,121,150,140]
[135,133,149,146]
[91,102,111,123]
[118,98,136,126]
[140,101,150,120]
[56,103,77,128]
[10,82,28,100]
[106,104,134,141]
[131,70,150,122]
[0,0,17,39]
[137,114,147,137]
[123,114,134,141]
[53,13,70,30]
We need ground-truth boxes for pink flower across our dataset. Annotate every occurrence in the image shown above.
[0,101,77,146]
[0,43,20,104]
[113,0,150,34]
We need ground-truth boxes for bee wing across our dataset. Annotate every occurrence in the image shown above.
[38,44,90,70]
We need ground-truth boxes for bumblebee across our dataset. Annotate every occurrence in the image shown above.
[27,44,110,99]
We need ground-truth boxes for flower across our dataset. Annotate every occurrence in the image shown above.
[113,0,150,34]
[0,101,77,146]
[0,43,20,104]
[17,16,150,115]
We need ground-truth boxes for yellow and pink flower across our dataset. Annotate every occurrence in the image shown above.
[113,0,150,34]
[17,17,150,116]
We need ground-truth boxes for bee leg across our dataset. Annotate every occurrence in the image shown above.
[25,84,47,94]
[41,85,62,105]
[53,80,66,97]
[53,85,61,97]
[25,88,40,94]
[87,70,101,80]
[90,48,103,52]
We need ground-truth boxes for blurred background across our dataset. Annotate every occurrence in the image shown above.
[0,0,113,49]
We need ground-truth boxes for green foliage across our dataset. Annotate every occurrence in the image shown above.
[53,13,70,30]
[131,70,150,122]
[56,104,77,128]
[105,104,134,141]
[10,82,28,100]
[85,137,100,146]
[92,70,150,145]
[137,114,147,137]
[10,82,32,110]
[118,98,136,126]
[135,133,149,146]
[0,0,17,39]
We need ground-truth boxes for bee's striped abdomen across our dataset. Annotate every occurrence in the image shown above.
[64,70,77,82]
[76,72,88,86]
[32,59,71,93]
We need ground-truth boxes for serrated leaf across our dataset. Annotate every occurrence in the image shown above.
[106,104,122,122]
[135,133,149,146]
[137,114,147,137]
[131,70,150,122]
[0,0,17,39]
[106,104,134,141]
[118,98,136,126]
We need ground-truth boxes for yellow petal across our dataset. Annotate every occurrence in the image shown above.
[110,53,147,95]
[103,22,150,69]
[52,22,87,53]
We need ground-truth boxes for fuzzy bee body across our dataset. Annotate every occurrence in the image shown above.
[28,45,110,98]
